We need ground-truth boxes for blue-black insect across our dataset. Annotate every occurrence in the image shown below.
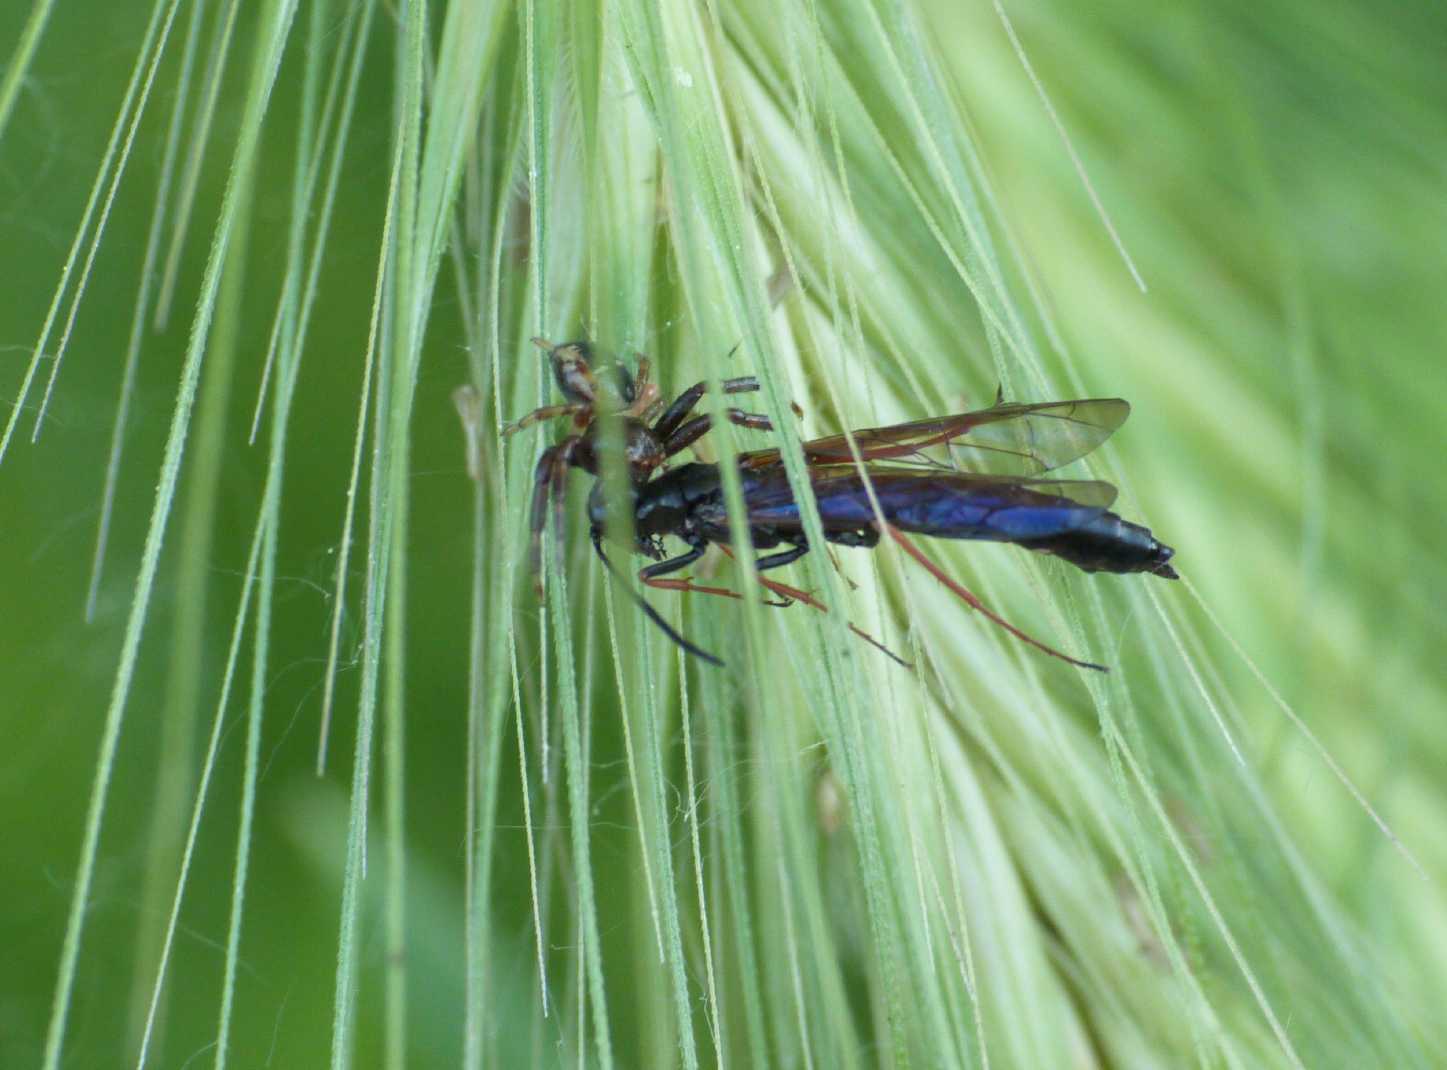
[507,339,1175,670]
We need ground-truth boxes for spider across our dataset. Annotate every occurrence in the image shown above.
[504,337,778,586]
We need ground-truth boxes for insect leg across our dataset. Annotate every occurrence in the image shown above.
[825,528,880,549]
[715,545,910,666]
[639,542,707,580]
[755,543,809,572]
[652,376,761,439]
[640,540,792,606]
[883,524,1107,672]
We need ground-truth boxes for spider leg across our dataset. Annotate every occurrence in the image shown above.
[526,436,581,594]
[548,438,580,577]
[663,409,775,457]
[526,448,557,594]
[503,403,591,436]
[652,376,761,439]
[624,380,661,420]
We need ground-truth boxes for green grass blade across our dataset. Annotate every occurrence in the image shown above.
[12,1,1447,1066]
[83,0,208,623]
[0,0,57,145]
[0,0,183,464]
[37,0,300,1064]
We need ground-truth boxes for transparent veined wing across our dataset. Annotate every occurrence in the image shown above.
[738,398,1129,475]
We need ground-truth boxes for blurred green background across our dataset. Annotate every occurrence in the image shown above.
[2,0,1444,1066]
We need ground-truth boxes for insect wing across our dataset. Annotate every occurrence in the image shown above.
[960,474,1118,510]
[738,398,1129,475]
[948,399,1129,473]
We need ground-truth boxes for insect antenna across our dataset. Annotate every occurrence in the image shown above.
[591,532,725,668]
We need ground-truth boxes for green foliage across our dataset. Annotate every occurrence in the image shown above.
[1,0,1443,1067]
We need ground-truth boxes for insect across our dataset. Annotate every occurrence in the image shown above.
[508,339,1176,670]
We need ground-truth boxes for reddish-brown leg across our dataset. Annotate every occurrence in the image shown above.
[640,573,794,608]
[713,547,910,666]
[637,542,790,606]
[882,523,1107,672]
[504,403,591,436]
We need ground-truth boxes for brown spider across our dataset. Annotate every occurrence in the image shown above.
[504,337,776,587]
